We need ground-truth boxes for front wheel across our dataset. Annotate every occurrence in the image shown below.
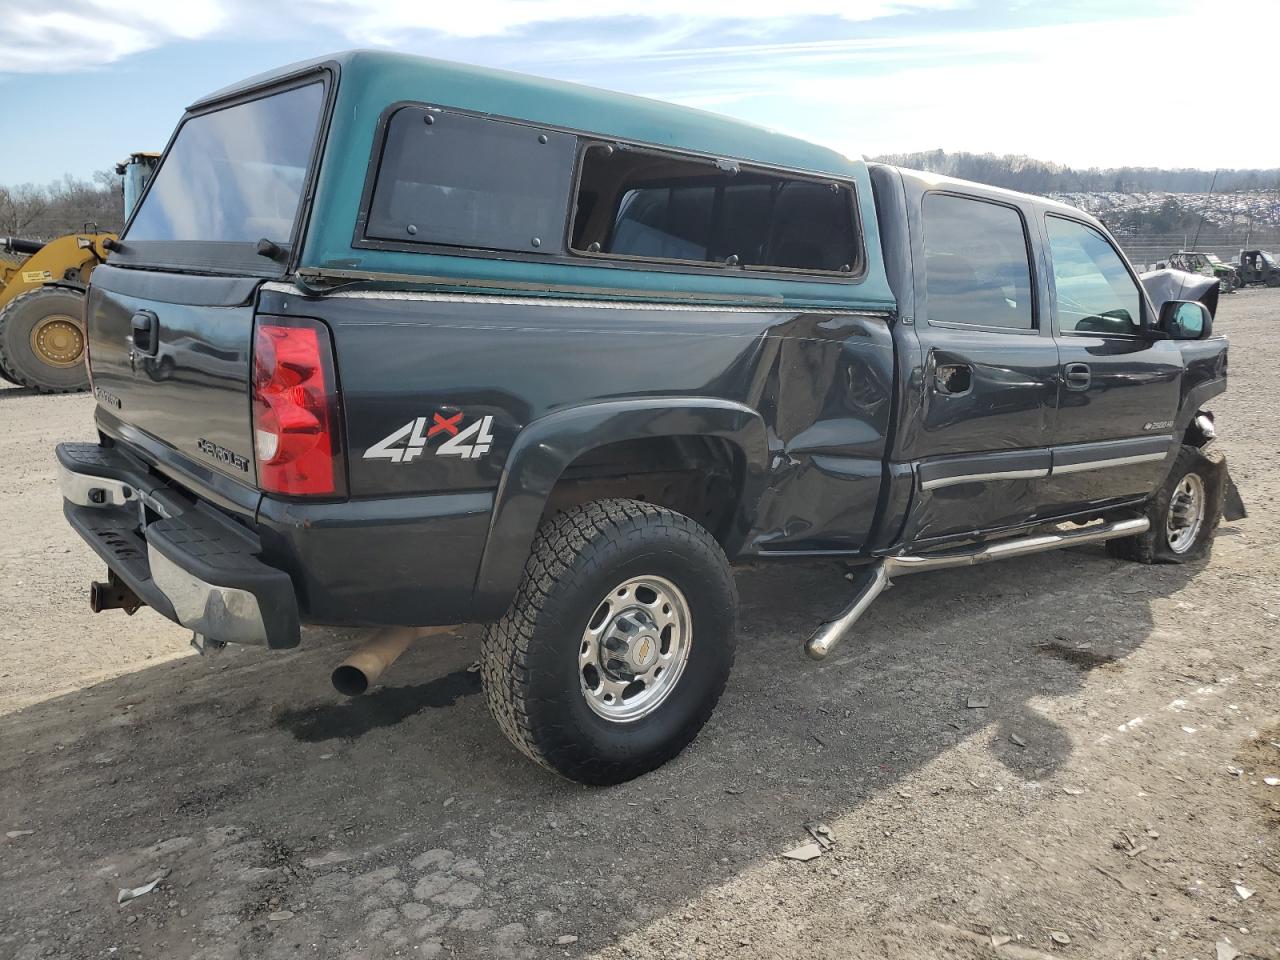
[481,499,737,785]
[1106,444,1224,563]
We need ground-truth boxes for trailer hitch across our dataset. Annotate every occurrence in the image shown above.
[89,571,143,615]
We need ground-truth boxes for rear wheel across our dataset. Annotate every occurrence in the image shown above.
[0,286,90,393]
[1106,444,1223,564]
[481,498,737,785]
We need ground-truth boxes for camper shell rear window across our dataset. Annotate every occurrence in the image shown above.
[356,105,863,281]
[116,74,331,276]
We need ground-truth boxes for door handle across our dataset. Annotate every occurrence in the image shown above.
[1063,362,1091,391]
[933,362,973,395]
[130,310,159,357]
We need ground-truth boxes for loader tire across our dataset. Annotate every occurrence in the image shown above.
[0,286,90,393]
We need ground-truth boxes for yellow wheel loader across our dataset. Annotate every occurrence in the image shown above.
[0,153,158,393]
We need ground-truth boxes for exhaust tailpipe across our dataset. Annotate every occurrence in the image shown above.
[331,626,451,696]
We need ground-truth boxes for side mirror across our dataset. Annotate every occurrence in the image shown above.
[1158,299,1213,340]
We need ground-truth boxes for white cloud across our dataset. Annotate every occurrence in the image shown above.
[296,0,959,44]
[0,0,959,72]
[0,0,227,73]
[622,11,1280,169]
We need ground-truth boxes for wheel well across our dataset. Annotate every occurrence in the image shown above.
[543,435,743,547]
[1182,409,1215,448]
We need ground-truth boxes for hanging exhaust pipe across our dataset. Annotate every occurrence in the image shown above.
[331,625,452,696]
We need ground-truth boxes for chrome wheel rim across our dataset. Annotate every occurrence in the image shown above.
[579,575,692,723]
[1165,472,1206,554]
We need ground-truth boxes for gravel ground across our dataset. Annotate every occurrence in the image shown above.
[1,289,1277,960]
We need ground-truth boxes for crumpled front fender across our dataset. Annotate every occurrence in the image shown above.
[1140,268,1221,318]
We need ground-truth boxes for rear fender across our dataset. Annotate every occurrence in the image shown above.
[472,398,769,620]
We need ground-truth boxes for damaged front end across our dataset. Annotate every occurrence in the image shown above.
[1141,268,1221,319]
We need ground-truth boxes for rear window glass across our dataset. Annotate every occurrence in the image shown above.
[572,145,859,275]
[126,82,324,247]
[363,107,576,254]
[922,193,1035,330]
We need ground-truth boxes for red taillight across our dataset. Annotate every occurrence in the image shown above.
[251,316,344,497]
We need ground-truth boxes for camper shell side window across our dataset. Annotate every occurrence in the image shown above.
[354,103,865,284]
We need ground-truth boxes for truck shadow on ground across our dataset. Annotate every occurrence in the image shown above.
[0,545,1200,959]
[275,668,482,742]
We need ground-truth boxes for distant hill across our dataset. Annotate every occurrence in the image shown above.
[872,150,1280,230]
[872,149,1280,194]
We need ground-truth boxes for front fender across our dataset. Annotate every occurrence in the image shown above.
[472,398,769,620]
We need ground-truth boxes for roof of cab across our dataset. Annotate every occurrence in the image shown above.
[882,164,1107,226]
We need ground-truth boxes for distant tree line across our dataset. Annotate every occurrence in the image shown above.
[872,149,1280,195]
[0,170,122,242]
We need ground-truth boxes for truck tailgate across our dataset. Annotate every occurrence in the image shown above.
[86,264,260,487]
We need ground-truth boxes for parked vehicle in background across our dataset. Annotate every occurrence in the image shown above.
[1158,251,1239,293]
[1235,249,1280,287]
[55,52,1244,785]
[0,153,158,392]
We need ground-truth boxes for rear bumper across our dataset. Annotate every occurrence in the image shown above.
[57,442,300,648]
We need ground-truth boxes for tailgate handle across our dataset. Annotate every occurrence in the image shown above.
[130,310,159,357]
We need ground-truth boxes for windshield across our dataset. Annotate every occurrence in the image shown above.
[125,82,324,257]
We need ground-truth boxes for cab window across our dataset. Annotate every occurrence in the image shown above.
[1046,216,1143,336]
[922,193,1035,330]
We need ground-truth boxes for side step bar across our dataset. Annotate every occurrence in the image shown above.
[805,516,1150,661]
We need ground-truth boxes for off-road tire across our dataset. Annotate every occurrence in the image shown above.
[481,498,737,785]
[1106,444,1224,564]
[0,286,90,393]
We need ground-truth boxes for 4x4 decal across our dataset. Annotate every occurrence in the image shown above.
[364,412,495,463]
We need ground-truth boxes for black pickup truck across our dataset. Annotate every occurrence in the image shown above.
[58,52,1241,784]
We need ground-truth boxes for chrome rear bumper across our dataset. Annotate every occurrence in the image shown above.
[57,442,299,648]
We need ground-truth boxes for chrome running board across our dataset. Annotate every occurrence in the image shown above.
[804,516,1150,661]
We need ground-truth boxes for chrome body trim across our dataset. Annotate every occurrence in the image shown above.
[920,467,1049,491]
[262,280,890,317]
[1051,452,1167,475]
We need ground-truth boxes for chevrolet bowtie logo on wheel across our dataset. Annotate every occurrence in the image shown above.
[363,412,496,463]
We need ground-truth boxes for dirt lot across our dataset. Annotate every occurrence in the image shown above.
[1,290,1277,960]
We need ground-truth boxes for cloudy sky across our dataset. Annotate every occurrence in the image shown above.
[0,0,1273,185]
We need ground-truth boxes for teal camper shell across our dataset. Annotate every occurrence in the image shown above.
[170,49,896,312]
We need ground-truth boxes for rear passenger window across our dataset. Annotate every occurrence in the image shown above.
[572,145,859,275]
[922,193,1034,330]
[1045,216,1143,336]
[363,107,576,254]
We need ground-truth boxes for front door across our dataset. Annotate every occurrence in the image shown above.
[900,189,1060,543]
[1041,215,1182,514]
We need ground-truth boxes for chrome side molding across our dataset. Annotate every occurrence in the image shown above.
[804,515,1150,661]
